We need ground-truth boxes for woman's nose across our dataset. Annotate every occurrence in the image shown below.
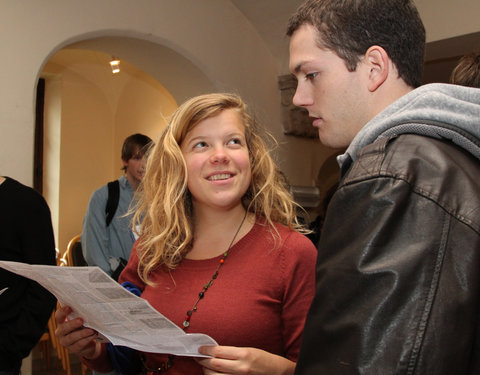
[210,147,229,164]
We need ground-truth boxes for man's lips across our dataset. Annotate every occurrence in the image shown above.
[311,117,323,128]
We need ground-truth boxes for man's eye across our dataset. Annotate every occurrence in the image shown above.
[306,72,318,80]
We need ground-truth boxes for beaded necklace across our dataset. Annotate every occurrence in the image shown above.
[183,210,248,330]
[141,210,249,373]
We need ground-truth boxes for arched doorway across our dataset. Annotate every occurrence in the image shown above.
[37,36,216,254]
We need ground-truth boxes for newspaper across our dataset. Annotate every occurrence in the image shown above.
[0,260,217,357]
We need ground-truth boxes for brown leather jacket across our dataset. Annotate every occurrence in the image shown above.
[296,133,480,374]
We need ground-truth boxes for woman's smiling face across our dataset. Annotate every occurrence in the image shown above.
[180,109,251,212]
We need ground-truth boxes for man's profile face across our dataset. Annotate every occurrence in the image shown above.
[122,147,146,185]
[289,23,369,149]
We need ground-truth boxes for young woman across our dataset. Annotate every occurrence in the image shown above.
[55,93,317,375]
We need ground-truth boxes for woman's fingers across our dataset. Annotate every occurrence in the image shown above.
[54,305,99,358]
[197,346,295,375]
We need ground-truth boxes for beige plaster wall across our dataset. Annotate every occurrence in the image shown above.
[414,0,480,42]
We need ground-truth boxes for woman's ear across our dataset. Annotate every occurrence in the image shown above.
[365,45,389,92]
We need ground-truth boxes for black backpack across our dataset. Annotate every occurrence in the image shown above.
[105,180,120,227]
[104,179,127,281]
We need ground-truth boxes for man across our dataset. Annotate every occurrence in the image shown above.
[287,1,480,374]
[0,176,57,374]
[82,133,152,278]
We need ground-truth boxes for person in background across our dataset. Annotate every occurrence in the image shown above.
[0,176,57,375]
[287,0,480,374]
[82,133,153,279]
[55,93,317,375]
[450,51,480,88]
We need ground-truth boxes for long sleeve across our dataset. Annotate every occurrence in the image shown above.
[279,231,317,361]
[82,177,136,276]
[295,135,480,375]
[82,186,112,274]
[0,178,57,369]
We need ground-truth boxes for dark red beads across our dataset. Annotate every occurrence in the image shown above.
[181,211,247,331]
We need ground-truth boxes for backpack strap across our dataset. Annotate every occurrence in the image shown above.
[105,180,120,227]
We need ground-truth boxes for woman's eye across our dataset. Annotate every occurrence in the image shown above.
[306,72,318,81]
[193,141,207,149]
[228,138,242,146]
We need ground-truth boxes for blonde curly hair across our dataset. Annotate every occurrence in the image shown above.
[132,93,305,284]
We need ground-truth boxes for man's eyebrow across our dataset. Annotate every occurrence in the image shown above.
[292,62,304,74]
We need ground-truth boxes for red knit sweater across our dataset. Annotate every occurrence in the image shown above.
[83,219,317,374]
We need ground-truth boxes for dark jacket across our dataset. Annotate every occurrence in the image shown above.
[296,84,480,375]
[0,177,57,372]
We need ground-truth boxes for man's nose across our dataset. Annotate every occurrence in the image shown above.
[292,84,312,108]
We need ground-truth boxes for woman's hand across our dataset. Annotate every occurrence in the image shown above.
[196,346,296,375]
[54,306,101,360]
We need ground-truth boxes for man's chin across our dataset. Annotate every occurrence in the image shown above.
[318,133,346,150]
[317,130,332,147]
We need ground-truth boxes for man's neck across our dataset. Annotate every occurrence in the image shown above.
[370,74,414,122]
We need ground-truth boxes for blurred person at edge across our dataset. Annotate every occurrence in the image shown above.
[450,51,480,88]
[0,176,57,375]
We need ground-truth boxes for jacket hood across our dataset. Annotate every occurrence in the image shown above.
[338,83,480,168]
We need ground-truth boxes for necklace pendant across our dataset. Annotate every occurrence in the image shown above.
[183,320,190,328]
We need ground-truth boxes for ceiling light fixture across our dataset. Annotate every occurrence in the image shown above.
[109,57,120,74]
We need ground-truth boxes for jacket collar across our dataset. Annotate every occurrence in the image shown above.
[338,83,480,170]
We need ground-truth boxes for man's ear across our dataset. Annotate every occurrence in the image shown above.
[122,158,128,168]
[365,45,389,92]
